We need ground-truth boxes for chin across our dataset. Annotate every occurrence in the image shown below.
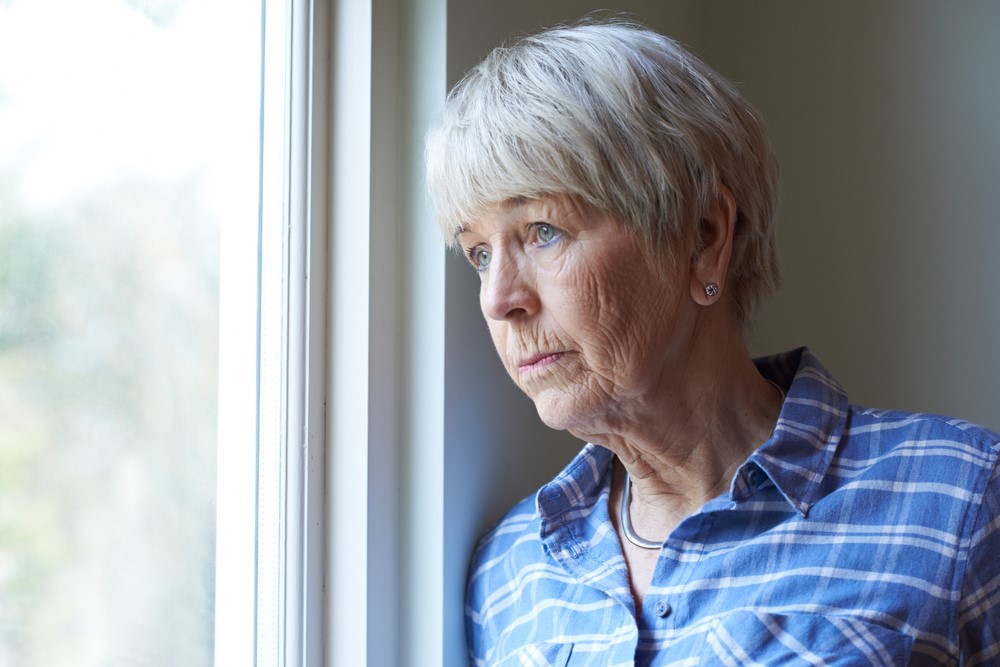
[533,406,571,431]
[530,389,599,433]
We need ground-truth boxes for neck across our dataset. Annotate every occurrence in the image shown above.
[573,325,782,524]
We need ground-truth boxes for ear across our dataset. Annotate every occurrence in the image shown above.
[690,184,737,306]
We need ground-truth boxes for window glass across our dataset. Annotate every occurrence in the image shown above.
[0,1,260,664]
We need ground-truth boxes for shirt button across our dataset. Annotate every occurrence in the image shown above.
[653,600,671,618]
[747,468,763,487]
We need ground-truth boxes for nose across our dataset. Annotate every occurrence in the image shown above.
[480,250,540,322]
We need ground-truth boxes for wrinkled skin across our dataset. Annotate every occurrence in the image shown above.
[457,196,702,437]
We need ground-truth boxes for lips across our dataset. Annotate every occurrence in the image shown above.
[517,351,566,375]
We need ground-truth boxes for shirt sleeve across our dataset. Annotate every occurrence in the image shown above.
[465,539,492,667]
[957,451,1000,664]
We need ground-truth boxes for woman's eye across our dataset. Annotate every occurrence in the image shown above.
[470,247,491,271]
[533,223,561,246]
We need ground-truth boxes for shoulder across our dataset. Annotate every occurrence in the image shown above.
[468,493,543,593]
[467,443,605,610]
[465,488,566,666]
[465,444,617,663]
[843,405,1000,471]
[828,405,1000,533]
[465,493,543,658]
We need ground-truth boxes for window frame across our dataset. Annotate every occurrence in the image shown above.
[253,0,449,664]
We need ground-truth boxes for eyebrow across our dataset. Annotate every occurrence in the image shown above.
[501,196,530,210]
[451,196,536,244]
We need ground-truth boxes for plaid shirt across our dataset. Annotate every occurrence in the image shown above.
[466,348,1000,666]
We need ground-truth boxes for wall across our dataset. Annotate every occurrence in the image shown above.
[703,1,1000,429]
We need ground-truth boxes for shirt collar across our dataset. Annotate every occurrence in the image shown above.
[744,347,849,517]
[537,443,615,546]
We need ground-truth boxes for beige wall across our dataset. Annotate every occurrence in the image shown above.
[440,3,999,662]
[703,2,1000,429]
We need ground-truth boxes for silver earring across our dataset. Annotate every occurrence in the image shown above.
[705,283,719,297]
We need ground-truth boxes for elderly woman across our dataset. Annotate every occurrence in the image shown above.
[425,21,1000,666]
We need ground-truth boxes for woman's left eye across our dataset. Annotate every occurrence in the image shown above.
[532,223,562,246]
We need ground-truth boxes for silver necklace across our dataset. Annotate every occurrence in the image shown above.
[620,379,786,551]
[620,471,663,550]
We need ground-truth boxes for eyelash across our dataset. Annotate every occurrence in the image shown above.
[462,223,564,272]
[530,222,562,247]
[466,245,491,272]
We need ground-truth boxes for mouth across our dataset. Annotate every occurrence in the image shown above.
[517,351,566,375]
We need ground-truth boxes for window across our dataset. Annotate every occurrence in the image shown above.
[1,0,474,664]
[0,0,258,664]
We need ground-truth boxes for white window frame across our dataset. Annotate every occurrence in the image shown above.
[256,0,330,664]
[249,0,451,665]
[326,0,450,663]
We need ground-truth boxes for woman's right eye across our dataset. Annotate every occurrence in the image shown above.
[468,246,491,271]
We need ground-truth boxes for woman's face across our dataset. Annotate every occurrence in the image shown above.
[457,195,699,433]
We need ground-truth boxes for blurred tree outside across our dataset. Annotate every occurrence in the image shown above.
[0,171,218,666]
[0,0,259,664]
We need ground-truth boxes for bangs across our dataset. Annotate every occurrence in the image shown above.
[424,69,608,245]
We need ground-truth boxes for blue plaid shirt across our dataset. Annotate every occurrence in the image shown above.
[466,348,1000,666]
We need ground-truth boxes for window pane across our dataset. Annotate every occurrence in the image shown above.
[0,1,260,665]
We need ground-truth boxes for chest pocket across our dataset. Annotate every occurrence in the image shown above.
[701,611,913,666]
[493,642,574,667]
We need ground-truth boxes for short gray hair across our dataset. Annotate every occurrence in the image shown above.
[424,20,781,328]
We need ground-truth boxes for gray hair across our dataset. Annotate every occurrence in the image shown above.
[424,20,781,328]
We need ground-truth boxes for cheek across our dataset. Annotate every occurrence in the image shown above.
[572,265,638,335]
[575,265,681,368]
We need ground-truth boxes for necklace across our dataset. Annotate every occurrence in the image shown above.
[620,471,663,550]
[767,379,786,408]
[620,378,786,551]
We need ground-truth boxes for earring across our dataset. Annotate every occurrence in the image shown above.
[705,283,720,297]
